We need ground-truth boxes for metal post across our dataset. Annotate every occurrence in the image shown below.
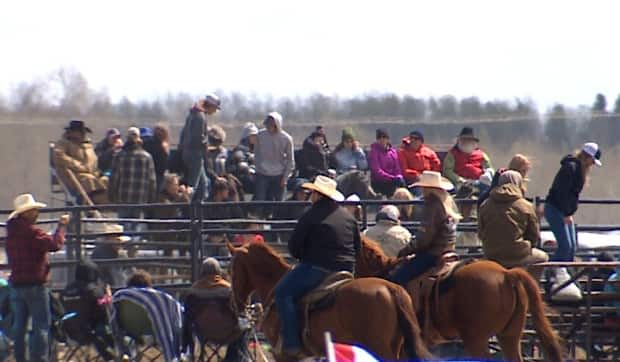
[190,202,201,282]
[361,202,368,230]
[585,270,593,361]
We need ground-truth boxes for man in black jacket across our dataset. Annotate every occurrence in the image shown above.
[274,175,359,358]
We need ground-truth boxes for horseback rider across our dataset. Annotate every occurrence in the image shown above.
[388,171,461,285]
[274,175,360,358]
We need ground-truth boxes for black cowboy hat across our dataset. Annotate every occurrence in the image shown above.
[458,127,479,142]
[64,120,92,133]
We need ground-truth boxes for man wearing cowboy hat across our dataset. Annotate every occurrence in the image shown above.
[91,224,131,287]
[5,194,70,361]
[274,175,359,358]
[442,126,494,195]
[53,120,109,204]
[179,93,221,203]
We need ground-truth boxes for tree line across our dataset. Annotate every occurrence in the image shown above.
[1,68,620,147]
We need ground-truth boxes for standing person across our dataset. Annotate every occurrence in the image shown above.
[331,128,368,175]
[109,127,157,229]
[6,194,70,362]
[398,130,441,196]
[254,112,294,204]
[275,176,359,359]
[143,125,170,192]
[95,128,124,175]
[368,128,405,197]
[179,94,221,203]
[205,125,229,178]
[387,171,460,285]
[544,142,602,301]
[226,122,259,194]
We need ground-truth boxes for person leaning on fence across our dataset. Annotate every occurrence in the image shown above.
[544,142,602,301]
[60,260,115,360]
[330,127,368,175]
[179,93,221,203]
[6,194,70,362]
[203,177,245,256]
[53,120,109,204]
[253,112,295,205]
[398,130,442,192]
[368,128,406,197]
[363,205,412,258]
[226,122,259,194]
[108,127,158,230]
[478,170,548,279]
[150,173,192,257]
[95,127,124,176]
[270,178,312,243]
[387,172,460,286]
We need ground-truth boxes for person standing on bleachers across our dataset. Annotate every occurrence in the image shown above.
[53,120,109,204]
[6,194,70,362]
[95,128,124,176]
[143,125,170,192]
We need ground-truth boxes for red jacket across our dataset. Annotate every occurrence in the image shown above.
[398,144,442,183]
[450,146,485,180]
[6,217,65,285]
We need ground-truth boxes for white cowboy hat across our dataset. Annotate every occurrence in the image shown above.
[87,223,131,243]
[9,194,47,220]
[302,175,345,202]
[412,171,454,191]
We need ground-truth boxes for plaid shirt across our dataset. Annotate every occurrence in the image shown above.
[109,143,157,204]
[6,217,65,285]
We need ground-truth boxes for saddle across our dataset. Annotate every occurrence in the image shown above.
[405,253,475,345]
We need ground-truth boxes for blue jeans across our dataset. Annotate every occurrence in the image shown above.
[545,203,577,261]
[184,154,209,203]
[254,174,285,202]
[388,252,438,286]
[274,263,329,351]
[10,285,51,362]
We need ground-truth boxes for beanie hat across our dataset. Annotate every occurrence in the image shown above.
[341,127,355,142]
[376,128,389,139]
[409,130,424,142]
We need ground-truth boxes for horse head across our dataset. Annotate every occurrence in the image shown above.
[356,236,399,277]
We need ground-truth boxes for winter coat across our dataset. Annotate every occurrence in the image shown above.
[254,117,294,177]
[363,221,412,257]
[400,193,456,256]
[288,198,360,272]
[398,143,442,183]
[546,154,584,217]
[143,137,169,189]
[53,134,108,194]
[443,146,492,185]
[479,183,540,266]
[180,108,208,157]
[299,136,329,179]
[331,147,368,174]
[368,143,403,183]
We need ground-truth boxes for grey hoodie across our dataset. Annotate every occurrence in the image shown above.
[254,115,294,177]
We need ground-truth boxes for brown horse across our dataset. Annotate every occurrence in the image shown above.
[356,237,564,362]
[226,242,432,361]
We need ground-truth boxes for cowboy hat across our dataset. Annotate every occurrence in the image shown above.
[64,120,92,133]
[302,175,345,202]
[412,171,454,191]
[87,223,131,243]
[458,127,479,142]
[8,194,47,220]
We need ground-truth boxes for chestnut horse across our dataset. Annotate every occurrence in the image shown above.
[226,242,432,361]
[356,238,564,362]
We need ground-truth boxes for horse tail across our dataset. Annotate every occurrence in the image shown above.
[387,284,433,360]
[508,268,564,362]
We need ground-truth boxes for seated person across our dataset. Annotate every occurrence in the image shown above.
[299,130,330,180]
[343,194,362,222]
[53,120,109,204]
[91,224,131,287]
[60,261,115,361]
[368,128,405,197]
[398,130,441,187]
[477,154,532,207]
[363,205,412,257]
[330,128,368,175]
[205,125,229,177]
[478,171,548,278]
[442,127,493,196]
[185,258,250,362]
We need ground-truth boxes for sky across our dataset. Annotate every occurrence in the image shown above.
[2,0,620,110]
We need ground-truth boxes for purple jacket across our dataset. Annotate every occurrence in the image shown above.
[368,142,403,182]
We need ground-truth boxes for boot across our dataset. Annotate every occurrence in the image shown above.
[550,267,582,302]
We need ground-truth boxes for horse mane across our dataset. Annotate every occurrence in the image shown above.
[357,236,399,277]
[245,242,290,278]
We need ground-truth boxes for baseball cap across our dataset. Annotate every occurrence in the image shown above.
[127,127,140,138]
[582,142,602,166]
[204,93,221,110]
[106,128,121,138]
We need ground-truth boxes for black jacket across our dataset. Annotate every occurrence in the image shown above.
[143,137,169,189]
[288,198,360,272]
[546,155,584,216]
[299,137,329,180]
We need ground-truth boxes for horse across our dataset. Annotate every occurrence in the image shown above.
[336,170,379,200]
[356,237,564,362]
[225,242,432,361]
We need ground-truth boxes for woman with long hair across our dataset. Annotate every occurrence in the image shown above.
[392,187,415,222]
[387,171,461,285]
[545,143,602,300]
[331,127,368,174]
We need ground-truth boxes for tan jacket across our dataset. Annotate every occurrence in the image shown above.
[53,135,107,194]
[363,221,412,257]
[479,184,540,266]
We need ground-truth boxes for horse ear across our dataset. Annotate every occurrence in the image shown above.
[226,242,236,254]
